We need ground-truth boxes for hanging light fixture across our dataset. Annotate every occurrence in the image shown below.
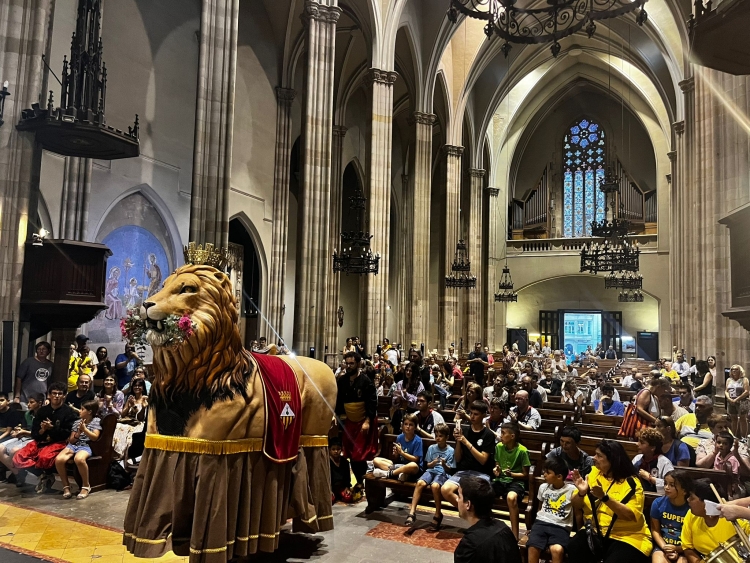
[580,237,640,274]
[604,271,643,290]
[618,288,644,302]
[17,0,139,159]
[494,263,517,302]
[445,239,477,288]
[332,184,380,275]
[447,0,648,58]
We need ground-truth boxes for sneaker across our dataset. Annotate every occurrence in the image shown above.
[398,473,409,482]
[15,470,26,487]
[7,474,17,485]
[35,472,47,493]
[372,468,389,479]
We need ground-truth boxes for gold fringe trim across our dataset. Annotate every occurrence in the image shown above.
[190,546,227,554]
[144,434,328,454]
[123,532,171,545]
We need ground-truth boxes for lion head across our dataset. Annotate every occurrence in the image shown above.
[141,264,251,403]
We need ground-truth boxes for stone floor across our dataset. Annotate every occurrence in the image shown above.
[0,476,470,563]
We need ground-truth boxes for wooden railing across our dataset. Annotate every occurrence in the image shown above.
[506,233,658,254]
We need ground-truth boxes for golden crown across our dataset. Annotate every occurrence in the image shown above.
[183,242,230,270]
[278,390,292,402]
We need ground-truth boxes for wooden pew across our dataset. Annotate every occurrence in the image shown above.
[572,423,621,440]
[581,412,624,427]
[578,435,639,458]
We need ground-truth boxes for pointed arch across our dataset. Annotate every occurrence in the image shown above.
[91,183,183,270]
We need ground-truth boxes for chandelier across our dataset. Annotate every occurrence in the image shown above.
[333,186,380,275]
[445,240,477,288]
[604,271,643,290]
[618,289,644,302]
[494,264,518,302]
[17,0,139,159]
[580,238,640,273]
[591,168,630,239]
[447,0,649,57]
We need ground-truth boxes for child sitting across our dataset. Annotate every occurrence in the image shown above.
[713,431,740,475]
[54,398,101,499]
[405,423,454,529]
[372,412,423,482]
[492,422,531,538]
[485,397,505,434]
[329,437,358,503]
[527,456,577,563]
[633,427,674,494]
[650,470,690,563]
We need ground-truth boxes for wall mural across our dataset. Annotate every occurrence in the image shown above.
[87,225,170,344]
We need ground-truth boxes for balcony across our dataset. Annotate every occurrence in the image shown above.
[689,0,750,75]
[506,234,658,255]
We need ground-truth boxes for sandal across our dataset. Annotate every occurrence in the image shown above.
[405,513,417,526]
[62,486,73,499]
[35,472,47,494]
[429,513,444,531]
[77,486,91,500]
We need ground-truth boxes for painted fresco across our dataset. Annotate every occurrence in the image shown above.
[87,225,169,344]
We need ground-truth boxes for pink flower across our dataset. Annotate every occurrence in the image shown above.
[178,315,193,332]
[120,319,128,337]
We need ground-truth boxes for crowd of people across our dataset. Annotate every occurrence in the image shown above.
[1,335,150,497]
[331,337,750,563]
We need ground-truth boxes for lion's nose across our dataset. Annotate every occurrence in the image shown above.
[143,301,155,310]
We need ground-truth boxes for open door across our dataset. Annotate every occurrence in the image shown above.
[539,310,560,351]
[602,311,623,357]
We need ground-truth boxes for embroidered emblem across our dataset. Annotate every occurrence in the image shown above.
[477,439,483,446]
[280,403,296,429]
[279,390,292,402]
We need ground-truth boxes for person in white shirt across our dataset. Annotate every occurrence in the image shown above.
[620,368,638,388]
[551,352,566,373]
[672,353,690,377]
[541,344,551,356]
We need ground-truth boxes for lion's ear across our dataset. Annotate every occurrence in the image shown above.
[214,272,226,282]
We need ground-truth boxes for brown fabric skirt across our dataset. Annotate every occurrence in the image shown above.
[123,445,333,562]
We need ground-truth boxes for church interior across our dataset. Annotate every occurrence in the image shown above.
[1,0,750,562]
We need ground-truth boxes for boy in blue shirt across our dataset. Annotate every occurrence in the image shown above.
[372,412,423,482]
[405,423,454,529]
[594,383,625,416]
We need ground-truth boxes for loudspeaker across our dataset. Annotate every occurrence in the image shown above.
[507,328,528,355]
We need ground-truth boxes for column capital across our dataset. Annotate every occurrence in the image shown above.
[672,120,685,135]
[486,187,499,197]
[275,87,296,105]
[364,68,398,86]
[469,168,485,178]
[679,77,694,93]
[413,111,436,126]
[667,150,677,162]
[303,1,341,24]
[333,125,347,138]
[443,144,464,157]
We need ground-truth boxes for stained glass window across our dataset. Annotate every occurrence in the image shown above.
[563,118,606,237]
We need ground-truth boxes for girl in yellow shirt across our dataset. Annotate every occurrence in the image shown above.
[570,439,652,563]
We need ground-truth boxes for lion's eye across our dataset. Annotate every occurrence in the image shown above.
[180,285,198,294]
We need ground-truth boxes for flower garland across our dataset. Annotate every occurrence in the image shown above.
[120,308,196,350]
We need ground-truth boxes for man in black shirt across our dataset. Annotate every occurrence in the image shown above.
[454,475,522,563]
[335,351,378,491]
[520,376,543,408]
[65,373,96,412]
[440,401,496,510]
[467,343,489,386]
[409,349,431,390]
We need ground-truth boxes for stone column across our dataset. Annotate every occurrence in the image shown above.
[485,187,501,350]
[59,157,92,240]
[667,137,680,350]
[467,168,485,346]
[362,68,397,351]
[266,87,296,344]
[439,145,463,353]
[323,125,347,360]
[679,77,697,354]
[189,0,240,248]
[396,172,409,344]
[407,112,435,347]
[0,0,52,353]
[293,0,340,357]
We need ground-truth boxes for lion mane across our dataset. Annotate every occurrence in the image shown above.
[147,264,252,434]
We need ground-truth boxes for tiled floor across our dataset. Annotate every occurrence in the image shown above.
[0,477,522,563]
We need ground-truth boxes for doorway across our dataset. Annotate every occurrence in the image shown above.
[562,311,602,363]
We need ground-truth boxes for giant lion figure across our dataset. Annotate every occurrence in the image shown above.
[123,264,337,563]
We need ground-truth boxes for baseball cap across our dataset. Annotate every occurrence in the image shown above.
[75,334,89,343]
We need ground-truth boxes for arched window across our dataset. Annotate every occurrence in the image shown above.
[563,118,606,237]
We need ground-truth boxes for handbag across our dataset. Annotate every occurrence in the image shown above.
[586,478,637,561]
[618,390,651,438]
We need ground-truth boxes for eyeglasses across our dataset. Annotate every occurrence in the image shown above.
[50,392,64,397]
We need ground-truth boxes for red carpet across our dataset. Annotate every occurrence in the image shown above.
[365,522,463,552]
